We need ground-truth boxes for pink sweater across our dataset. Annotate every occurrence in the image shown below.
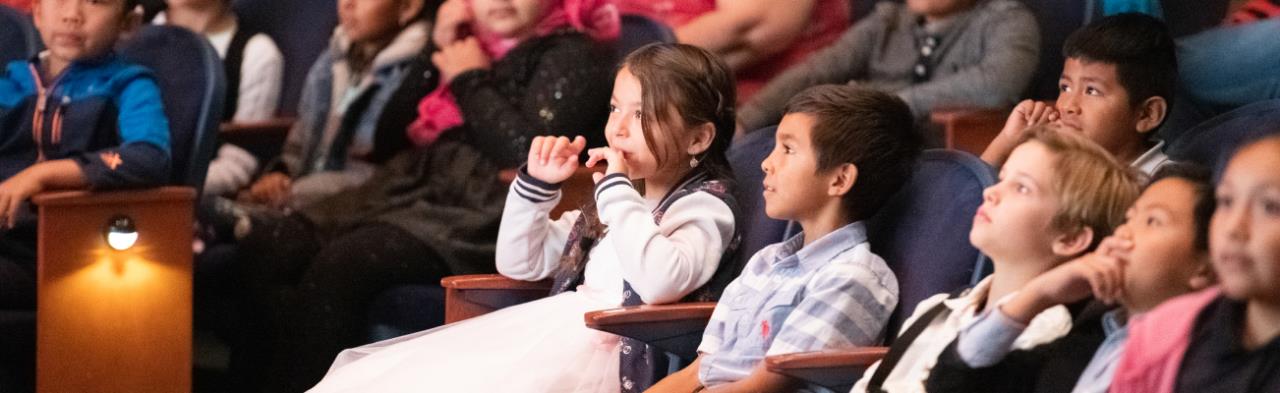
[1109,287,1222,393]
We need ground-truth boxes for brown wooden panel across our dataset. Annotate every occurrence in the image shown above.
[931,107,1010,155]
[764,347,889,390]
[441,274,552,324]
[34,187,195,393]
[584,302,716,357]
[219,118,294,161]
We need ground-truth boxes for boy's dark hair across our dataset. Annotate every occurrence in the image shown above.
[1063,13,1178,109]
[783,85,922,222]
[1149,162,1214,252]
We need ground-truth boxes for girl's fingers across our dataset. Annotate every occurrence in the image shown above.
[547,137,571,162]
[585,148,607,168]
[528,136,545,161]
[539,136,557,165]
[570,136,587,154]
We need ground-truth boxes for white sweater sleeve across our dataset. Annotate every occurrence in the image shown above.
[495,169,580,281]
[594,174,736,304]
[232,34,284,122]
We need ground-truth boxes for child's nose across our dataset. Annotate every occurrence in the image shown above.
[60,2,84,23]
[1057,93,1080,115]
[1114,223,1133,239]
[614,118,631,139]
[1221,203,1252,242]
[982,185,999,204]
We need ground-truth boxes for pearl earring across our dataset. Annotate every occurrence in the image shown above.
[689,156,699,168]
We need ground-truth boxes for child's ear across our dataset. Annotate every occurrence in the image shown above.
[1187,253,1216,291]
[827,163,858,197]
[1050,225,1094,258]
[1134,96,1168,135]
[685,122,715,157]
[399,0,426,26]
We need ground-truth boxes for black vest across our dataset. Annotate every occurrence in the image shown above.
[221,26,258,121]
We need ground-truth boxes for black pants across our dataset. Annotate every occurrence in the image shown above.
[235,215,448,393]
[0,224,36,393]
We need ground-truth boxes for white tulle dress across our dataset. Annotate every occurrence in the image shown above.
[307,173,736,393]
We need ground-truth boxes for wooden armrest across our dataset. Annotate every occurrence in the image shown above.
[219,117,295,137]
[440,274,554,291]
[929,107,1010,155]
[32,186,195,206]
[764,347,889,390]
[219,117,295,160]
[441,274,552,324]
[584,302,716,359]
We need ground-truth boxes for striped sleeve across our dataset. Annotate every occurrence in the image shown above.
[494,166,577,281]
[512,165,562,203]
[766,249,899,356]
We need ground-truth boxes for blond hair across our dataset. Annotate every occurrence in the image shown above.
[1022,126,1142,250]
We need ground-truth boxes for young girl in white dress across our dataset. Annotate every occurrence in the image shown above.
[306,43,743,392]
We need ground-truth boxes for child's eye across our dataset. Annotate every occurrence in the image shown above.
[633,110,642,120]
[1217,194,1234,209]
[1145,216,1161,227]
[608,104,619,113]
[1016,184,1030,194]
[783,145,794,154]
[1262,199,1280,216]
[1085,86,1101,96]
[1058,83,1070,93]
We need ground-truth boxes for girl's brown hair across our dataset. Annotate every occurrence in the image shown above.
[622,43,736,183]
[557,43,738,280]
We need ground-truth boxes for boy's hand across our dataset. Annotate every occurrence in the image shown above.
[432,0,472,48]
[1003,100,1059,140]
[247,172,291,208]
[0,169,44,228]
[433,37,490,83]
[526,136,587,184]
[1003,236,1131,323]
[585,147,630,183]
[981,100,1059,167]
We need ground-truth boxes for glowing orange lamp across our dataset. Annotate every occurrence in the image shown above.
[33,187,194,393]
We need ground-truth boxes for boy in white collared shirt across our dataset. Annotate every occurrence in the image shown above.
[851,127,1142,393]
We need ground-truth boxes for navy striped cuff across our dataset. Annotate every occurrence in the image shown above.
[593,173,632,201]
[514,165,561,203]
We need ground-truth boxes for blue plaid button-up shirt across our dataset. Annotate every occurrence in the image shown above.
[696,222,899,391]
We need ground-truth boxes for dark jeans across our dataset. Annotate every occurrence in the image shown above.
[0,224,36,393]
[234,216,448,392]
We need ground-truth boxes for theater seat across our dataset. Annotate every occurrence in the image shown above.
[0,4,39,64]
[764,149,994,391]
[585,149,995,392]
[233,0,338,116]
[1167,98,1280,176]
[29,25,224,392]
[618,14,676,59]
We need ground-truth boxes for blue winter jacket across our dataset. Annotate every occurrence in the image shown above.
[0,53,171,190]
